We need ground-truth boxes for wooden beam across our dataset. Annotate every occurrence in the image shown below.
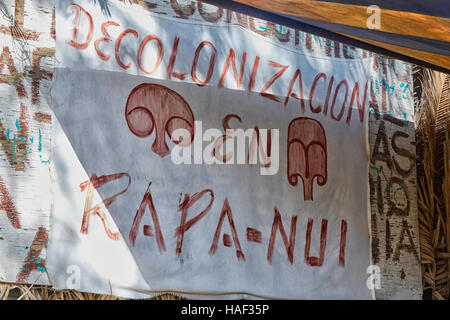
[339,32,450,71]
[233,0,450,42]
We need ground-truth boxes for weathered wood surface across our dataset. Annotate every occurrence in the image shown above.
[229,0,450,70]
[368,57,422,299]
[0,0,422,299]
[231,0,450,41]
[0,0,54,285]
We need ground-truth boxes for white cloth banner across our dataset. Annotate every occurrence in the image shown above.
[47,0,373,299]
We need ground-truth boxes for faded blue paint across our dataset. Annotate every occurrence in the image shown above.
[38,128,42,152]
[37,266,46,273]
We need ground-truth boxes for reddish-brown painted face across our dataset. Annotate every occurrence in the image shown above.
[287,117,327,201]
[125,83,195,157]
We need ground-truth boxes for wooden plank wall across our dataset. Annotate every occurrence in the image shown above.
[0,0,54,285]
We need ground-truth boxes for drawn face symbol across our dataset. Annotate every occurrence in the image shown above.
[125,83,195,157]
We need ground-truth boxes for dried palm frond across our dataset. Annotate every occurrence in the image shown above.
[0,282,187,300]
[415,66,449,300]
